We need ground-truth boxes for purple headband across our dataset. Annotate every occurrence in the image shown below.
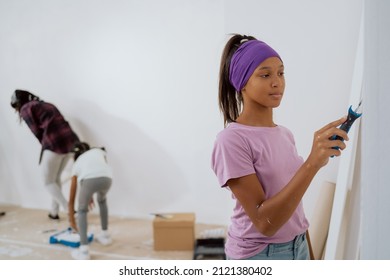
[229,40,282,92]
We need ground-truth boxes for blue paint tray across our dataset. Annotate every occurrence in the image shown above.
[49,227,94,248]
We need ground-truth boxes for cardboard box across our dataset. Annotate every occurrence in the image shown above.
[153,213,195,251]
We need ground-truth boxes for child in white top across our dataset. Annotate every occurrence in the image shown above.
[68,142,113,260]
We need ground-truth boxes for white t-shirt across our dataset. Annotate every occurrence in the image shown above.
[71,148,113,184]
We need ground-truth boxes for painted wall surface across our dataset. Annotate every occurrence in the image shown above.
[324,12,364,259]
[0,0,362,226]
[361,0,390,259]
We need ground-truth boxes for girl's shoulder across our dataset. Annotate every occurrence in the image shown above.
[215,123,246,142]
[215,122,262,148]
[25,100,59,115]
[217,122,291,138]
[216,123,295,147]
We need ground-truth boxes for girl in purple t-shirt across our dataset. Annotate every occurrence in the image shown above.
[211,34,349,260]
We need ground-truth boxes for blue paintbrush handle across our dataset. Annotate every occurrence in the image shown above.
[330,105,362,156]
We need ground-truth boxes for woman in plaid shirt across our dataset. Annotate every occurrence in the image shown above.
[11,89,80,220]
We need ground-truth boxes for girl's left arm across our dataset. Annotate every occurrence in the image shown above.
[68,176,78,231]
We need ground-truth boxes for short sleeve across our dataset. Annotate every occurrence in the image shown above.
[211,130,256,187]
[71,160,79,177]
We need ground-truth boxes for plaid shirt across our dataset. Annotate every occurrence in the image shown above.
[20,100,79,154]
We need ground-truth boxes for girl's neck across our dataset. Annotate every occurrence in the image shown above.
[236,107,276,127]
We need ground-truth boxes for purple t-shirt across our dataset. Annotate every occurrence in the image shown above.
[211,122,309,259]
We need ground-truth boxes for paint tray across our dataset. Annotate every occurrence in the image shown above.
[49,227,93,248]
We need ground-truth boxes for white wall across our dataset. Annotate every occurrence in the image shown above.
[361,0,390,259]
[0,0,363,226]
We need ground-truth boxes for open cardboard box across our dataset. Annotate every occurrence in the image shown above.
[153,212,195,251]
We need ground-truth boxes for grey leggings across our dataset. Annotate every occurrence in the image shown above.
[78,177,112,245]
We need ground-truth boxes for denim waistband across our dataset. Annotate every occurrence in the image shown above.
[266,233,306,256]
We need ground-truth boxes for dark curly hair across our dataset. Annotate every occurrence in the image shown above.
[72,142,90,161]
[11,89,41,112]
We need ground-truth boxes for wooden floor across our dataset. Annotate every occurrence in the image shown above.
[0,204,226,260]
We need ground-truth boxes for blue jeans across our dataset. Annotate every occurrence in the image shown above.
[228,233,310,260]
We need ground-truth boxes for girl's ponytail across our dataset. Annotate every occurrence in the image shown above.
[218,34,256,127]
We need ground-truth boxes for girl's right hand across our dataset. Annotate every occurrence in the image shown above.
[68,208,78,232]
[307,117,349,169]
